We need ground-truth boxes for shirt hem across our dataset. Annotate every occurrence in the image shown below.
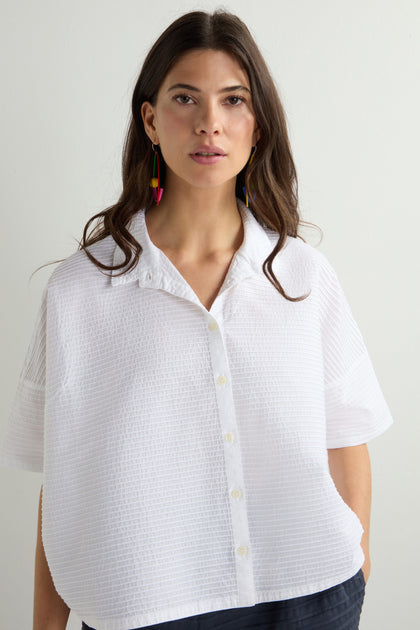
[326,414,394,449]
[80,562,364,630]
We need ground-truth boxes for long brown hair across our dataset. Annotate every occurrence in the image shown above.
[43,10,321,301]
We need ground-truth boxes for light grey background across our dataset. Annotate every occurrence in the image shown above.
[1,0,418,628]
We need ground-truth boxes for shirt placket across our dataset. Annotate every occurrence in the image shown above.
[205,300,257,607]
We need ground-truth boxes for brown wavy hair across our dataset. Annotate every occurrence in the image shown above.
[39,10,321,301]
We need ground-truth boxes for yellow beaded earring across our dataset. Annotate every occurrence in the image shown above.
[242,145,257,207]
[150,143,164,205]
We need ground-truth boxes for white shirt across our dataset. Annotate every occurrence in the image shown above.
[0,200,393,630]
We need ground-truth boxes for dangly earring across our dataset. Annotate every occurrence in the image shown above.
[150,142,164,206]
[242,145,257,207]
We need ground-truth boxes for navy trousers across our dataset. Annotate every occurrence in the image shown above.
[82,568,366,630]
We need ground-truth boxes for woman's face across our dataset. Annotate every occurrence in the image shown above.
[141,49,260,194]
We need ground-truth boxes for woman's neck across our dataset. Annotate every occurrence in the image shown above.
[144,184,244,263]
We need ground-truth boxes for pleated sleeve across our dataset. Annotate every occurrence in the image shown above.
[0,286,47,472]
[318,258,394,448]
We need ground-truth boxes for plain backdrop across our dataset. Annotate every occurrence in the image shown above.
[1,1,419,628]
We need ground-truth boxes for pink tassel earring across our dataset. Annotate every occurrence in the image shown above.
[150,143,164,205]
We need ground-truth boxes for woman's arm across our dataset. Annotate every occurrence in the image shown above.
[327,443,372,583]
[33,486,70,630]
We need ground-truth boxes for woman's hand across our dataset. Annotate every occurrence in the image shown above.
[327,444,372,587]
[33,486,70,630]
[362,554,371,585]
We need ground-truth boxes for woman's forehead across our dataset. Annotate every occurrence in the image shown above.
[161,49,250,90]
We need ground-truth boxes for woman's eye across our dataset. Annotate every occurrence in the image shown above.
[173,94,245,106]
[226,95,245,106]
[174,94,194,105]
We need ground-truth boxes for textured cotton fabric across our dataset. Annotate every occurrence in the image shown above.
[82,568,366,630]
[0,200,393,630]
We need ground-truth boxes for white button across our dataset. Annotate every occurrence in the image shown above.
[231,489,242,499]
[208,322,218,332]
[224,432,235,443]
[217,375,227,386]
[146,272,152,281]
[237,546,248,556]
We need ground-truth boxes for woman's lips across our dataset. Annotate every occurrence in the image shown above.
[190,153,226,165]
[189,145,227,165]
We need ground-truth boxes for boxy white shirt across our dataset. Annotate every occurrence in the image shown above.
[0,200,393,630]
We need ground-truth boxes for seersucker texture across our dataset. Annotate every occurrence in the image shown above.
[0,200,393,630]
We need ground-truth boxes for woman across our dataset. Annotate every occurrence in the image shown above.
[0,10,393,630]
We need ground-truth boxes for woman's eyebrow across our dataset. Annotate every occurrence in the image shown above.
[167,83,251,94]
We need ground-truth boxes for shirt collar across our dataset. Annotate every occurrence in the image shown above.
[110,199,275,293]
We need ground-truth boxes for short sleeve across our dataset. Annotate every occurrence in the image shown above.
[0,286,47,472]
[319,259,394,448]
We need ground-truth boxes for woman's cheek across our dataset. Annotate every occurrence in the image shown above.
[157,105,187,136]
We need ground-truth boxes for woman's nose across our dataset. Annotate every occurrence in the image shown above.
[194,103,221,135]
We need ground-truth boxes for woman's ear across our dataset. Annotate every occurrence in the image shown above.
[253,124,261,146]
[141,102,159,144]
